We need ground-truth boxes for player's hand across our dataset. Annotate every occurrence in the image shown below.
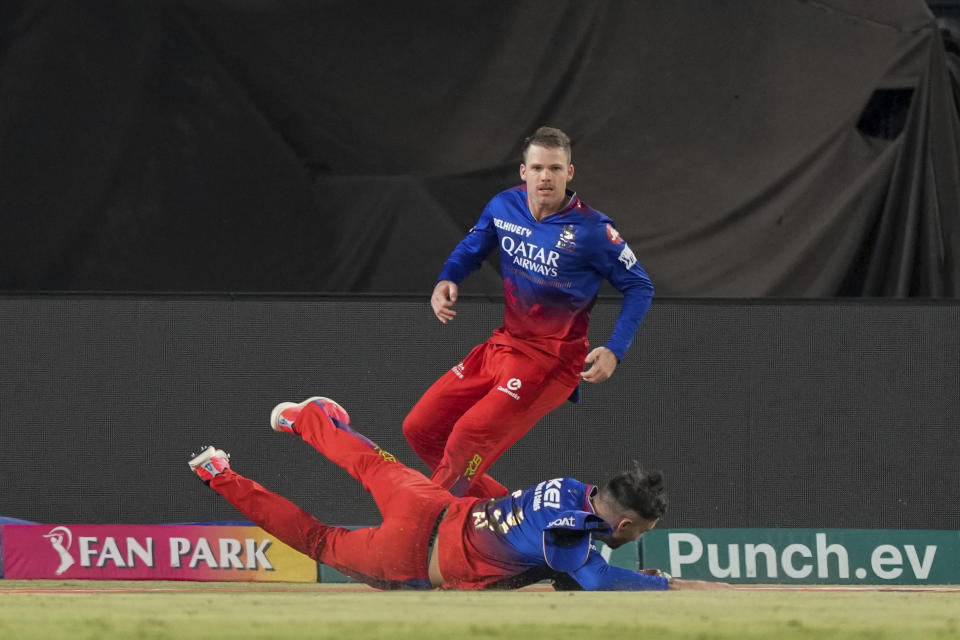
[669,578,735,590]
[431,280,458,324]
[580,346,618,383]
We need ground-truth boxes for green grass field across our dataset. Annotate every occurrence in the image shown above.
[1,581,958,639]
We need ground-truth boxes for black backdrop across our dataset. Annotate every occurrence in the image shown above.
[1,0,959,296]
[1,296,957,529]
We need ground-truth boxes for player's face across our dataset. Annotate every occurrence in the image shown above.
[520,144,574,218]
[601,516,658,549]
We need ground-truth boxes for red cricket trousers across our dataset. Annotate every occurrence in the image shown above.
[209,402,456,589]
[403,341,580,498]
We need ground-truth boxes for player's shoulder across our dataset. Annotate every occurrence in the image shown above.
[561,478,593,504]
[562,195,615,227]
[561,476,591,492]
[483,185,528,216]
[491,184,527,202]
[560,197,634,255]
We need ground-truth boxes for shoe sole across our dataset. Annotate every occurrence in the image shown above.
[270,396,346,432]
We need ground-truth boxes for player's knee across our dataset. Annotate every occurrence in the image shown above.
[401,412,423,444]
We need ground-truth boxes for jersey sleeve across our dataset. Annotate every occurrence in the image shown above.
[589,222,654,361]
[436,203,499,284]
[567,549,670,591]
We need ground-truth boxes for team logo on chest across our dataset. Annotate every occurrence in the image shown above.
[555,224,578,252]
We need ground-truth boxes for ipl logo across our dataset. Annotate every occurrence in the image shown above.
[43,526,75,575]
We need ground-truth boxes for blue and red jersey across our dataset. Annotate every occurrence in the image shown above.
[437,477,668,590]
[437,185,654,368]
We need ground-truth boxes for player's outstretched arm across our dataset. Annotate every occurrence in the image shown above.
[432,280,459,324]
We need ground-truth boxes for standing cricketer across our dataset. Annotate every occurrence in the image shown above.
[403,126,655,498]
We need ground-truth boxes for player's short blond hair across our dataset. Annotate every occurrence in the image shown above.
[522,126,572,164]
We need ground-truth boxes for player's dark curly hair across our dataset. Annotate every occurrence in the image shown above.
[601,461,668,521]
[521,126,572,163]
